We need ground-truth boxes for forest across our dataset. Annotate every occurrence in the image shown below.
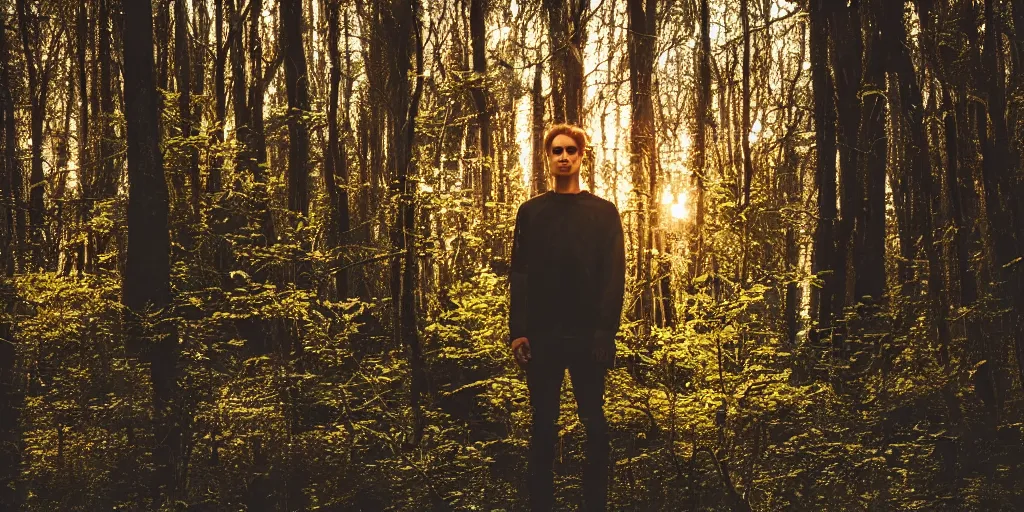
[1,0,1024,510]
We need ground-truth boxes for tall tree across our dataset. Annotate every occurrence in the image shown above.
[627,0,659,335]
[830,0,862,313]
[281,0,310,218]
[531,60,546,196]
[545,0,587,124]
[175,0,198,250]
[211,0,226,193]
[882,0,952,365]
[228,0,252,177]
[74,0,88,276]
[740,0,752,208]
[688,0,710,291]
[382,0,426,448]
[469,0,492,215]
[15,0,62,270]
[123,0,178,503]
[977,0,1024,385]
[325,0,350,298]
[0,8,21,507]
[809,0,837,342]
[855,0,887,305]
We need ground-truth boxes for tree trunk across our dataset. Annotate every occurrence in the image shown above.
[211,0,226,193]
[469,0,492,219]
[831,1,862,314]
[96,0,117,270]
[531,61,546,195]
[282,0,310,218]
[855,0,887,305]
[326,0,349,299]
[15,0,49,270]
[689,0,710,292]
[175,0,197,251]
[0,9,21,506]
[123,0,178,503]
[627,0,657,337]
[978,0,1024,388]
[544,1,565,123]
[75,0,89,276]
[882,0,952,365]
[280,1,313,501]
[809,0,837,342]
[228,0,252,178]
[382,0,426,448]
[783,18,807,346]
[740,0,752,208]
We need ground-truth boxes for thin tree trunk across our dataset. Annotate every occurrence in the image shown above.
[740,0,752,208]
[809,0,837,342]
[689,0,710,292]
[545,0,565,123]
[470,0,492,221]
[97,0,116,269]
[211,0,226,193]
[883,0,952,365]
[627,0,657,336]
[855,0,887,305]
[175,0,197,251]
[0,8,22,506]
[531,61,546,195]
[75,0,89,276]
[15,0,50,270]
[229,0,252,178]
[831,1,862,314]
[383,0,426,448]
[978,0,1024,388]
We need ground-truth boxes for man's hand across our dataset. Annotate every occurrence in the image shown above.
[511,337,531,367]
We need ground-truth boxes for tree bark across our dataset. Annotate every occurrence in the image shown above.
[123,0,178,503]
[531,61,546,195]
[0,9,22,506]
[175,0,197,251]
[75,0,89,276]
[688,0,710,292]
[228,0,252,178]
[977,0,1024,388]
[809,0,837,342]
[211,0,226,193]
[855,0,887,305]
[95,0,117,270]
[830,0,862,313]
[469,0,492,216]
[326,0,349,299]
[383,0,426,448]
[627,0,658,336]
[281,0,310,218]
[882,0,952,365]
[15,0,52,271]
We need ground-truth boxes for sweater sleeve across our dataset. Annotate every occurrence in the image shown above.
[509,205,529,345]
[594,205,625,351]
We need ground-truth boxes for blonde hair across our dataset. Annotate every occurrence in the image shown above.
[543,123,588,154]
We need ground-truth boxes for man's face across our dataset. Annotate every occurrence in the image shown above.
[547,134,582,177]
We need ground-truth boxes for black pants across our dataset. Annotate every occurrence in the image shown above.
[526,336,609,512]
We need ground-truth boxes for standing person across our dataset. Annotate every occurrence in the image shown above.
[509,123,626,512]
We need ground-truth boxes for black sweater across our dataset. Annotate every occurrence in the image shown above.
[508,190,626,355]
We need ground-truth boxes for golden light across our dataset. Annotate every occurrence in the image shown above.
[671,201,689,220]
[749,119,762,143]
[661,183,673,205]
[670,190,690,221]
